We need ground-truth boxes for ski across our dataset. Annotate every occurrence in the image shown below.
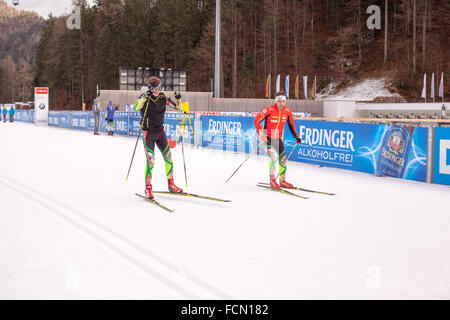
[152,191,232,203]
[135,193,174,213]
[258,182,336,196]
[256,184,308,199]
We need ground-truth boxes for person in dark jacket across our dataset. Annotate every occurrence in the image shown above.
[92,98,100,135]
[2,106,7,123]
[133,76,183,199]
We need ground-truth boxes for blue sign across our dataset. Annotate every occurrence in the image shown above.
[129,112,142,136]
[71,112,89,130]
[433,127,450,186]
[201,115,257,153]
[288,120,385,174]
[114,112,129,135]
[285,120,427,182]
[165,112,195,145]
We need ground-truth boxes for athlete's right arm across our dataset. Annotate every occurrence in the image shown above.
[253,107,270,135]
[134,95,147,112]
[254,107,270,143]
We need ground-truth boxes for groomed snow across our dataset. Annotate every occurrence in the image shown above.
[0,122,449,299]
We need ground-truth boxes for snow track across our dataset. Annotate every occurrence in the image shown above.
[1,123,450,299]
[0,174,231,299]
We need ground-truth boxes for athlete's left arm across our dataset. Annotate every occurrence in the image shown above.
[287,109,302,143]
[166,97,182,112]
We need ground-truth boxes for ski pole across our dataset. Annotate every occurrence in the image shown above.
[125,128,141,181]
[225,154,251,183]
[125,93,148,181]
[178,109,189,187]
[225,136,262,183]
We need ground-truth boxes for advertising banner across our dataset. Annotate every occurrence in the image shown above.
[433,127,450,186]
[49,111,59,126]
[114,112,129,135]
[34,87,49,125]
[71,112,89,130]
[128,112,142,137]
[165,112,195,145]
[285,121,427,182]
[200,115,257,153]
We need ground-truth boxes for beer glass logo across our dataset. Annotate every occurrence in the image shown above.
[376,125,415,178]
[388,131,405,153]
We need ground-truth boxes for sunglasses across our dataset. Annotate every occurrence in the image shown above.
[149,82,162,91]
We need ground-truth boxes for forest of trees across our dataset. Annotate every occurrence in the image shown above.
[1,0,449,109]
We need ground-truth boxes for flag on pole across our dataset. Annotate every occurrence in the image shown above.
[303,76,308,99]
[421,73,427,102]
[276,74,281,93]
[439,72,444,101]
[265,74,271,98]
[285,75,290,99]
[311,76,317,99]
[295,75,299,99]
[431,73,435,101]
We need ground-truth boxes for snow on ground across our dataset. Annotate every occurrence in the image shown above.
[1,122,449,299]
[317,78,402,101]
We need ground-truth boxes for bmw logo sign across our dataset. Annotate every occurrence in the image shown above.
[39,103,46,110]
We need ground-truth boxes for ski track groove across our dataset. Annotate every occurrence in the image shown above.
[0,173,233,299]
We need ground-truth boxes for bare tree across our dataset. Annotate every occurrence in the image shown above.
[413,0,416,73]
[423,0,427,69]
[384,0,388,63]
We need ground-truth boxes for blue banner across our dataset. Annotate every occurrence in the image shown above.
[285,121,427,182]
[70,112,89,130]
[200,115,257,153]
[433,127,450,186]
[15,109,34,123]
[165,112,195,145]
[128,112,142,137]
[114,112,129,135]
[287,120,385,174]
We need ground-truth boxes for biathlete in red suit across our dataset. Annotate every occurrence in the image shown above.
[253,91,302,189]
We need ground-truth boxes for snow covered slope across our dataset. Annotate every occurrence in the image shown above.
[317,78,403,101]
[0,123,449,299]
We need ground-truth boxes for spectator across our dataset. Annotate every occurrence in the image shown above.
[92,98,100,135]
[2,105,7,123]
[9,105,15,122]
[105,101,115,136]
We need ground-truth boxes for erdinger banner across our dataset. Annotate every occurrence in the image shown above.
[200,115,256,153]
[34,87,49,125]
[285,120,427,182]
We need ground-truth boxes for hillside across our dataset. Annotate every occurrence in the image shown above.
[0,0,45,65]
[0,0,45,102]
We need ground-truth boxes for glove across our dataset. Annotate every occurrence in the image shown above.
[295,136,302,144]
[174,92,182,100]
